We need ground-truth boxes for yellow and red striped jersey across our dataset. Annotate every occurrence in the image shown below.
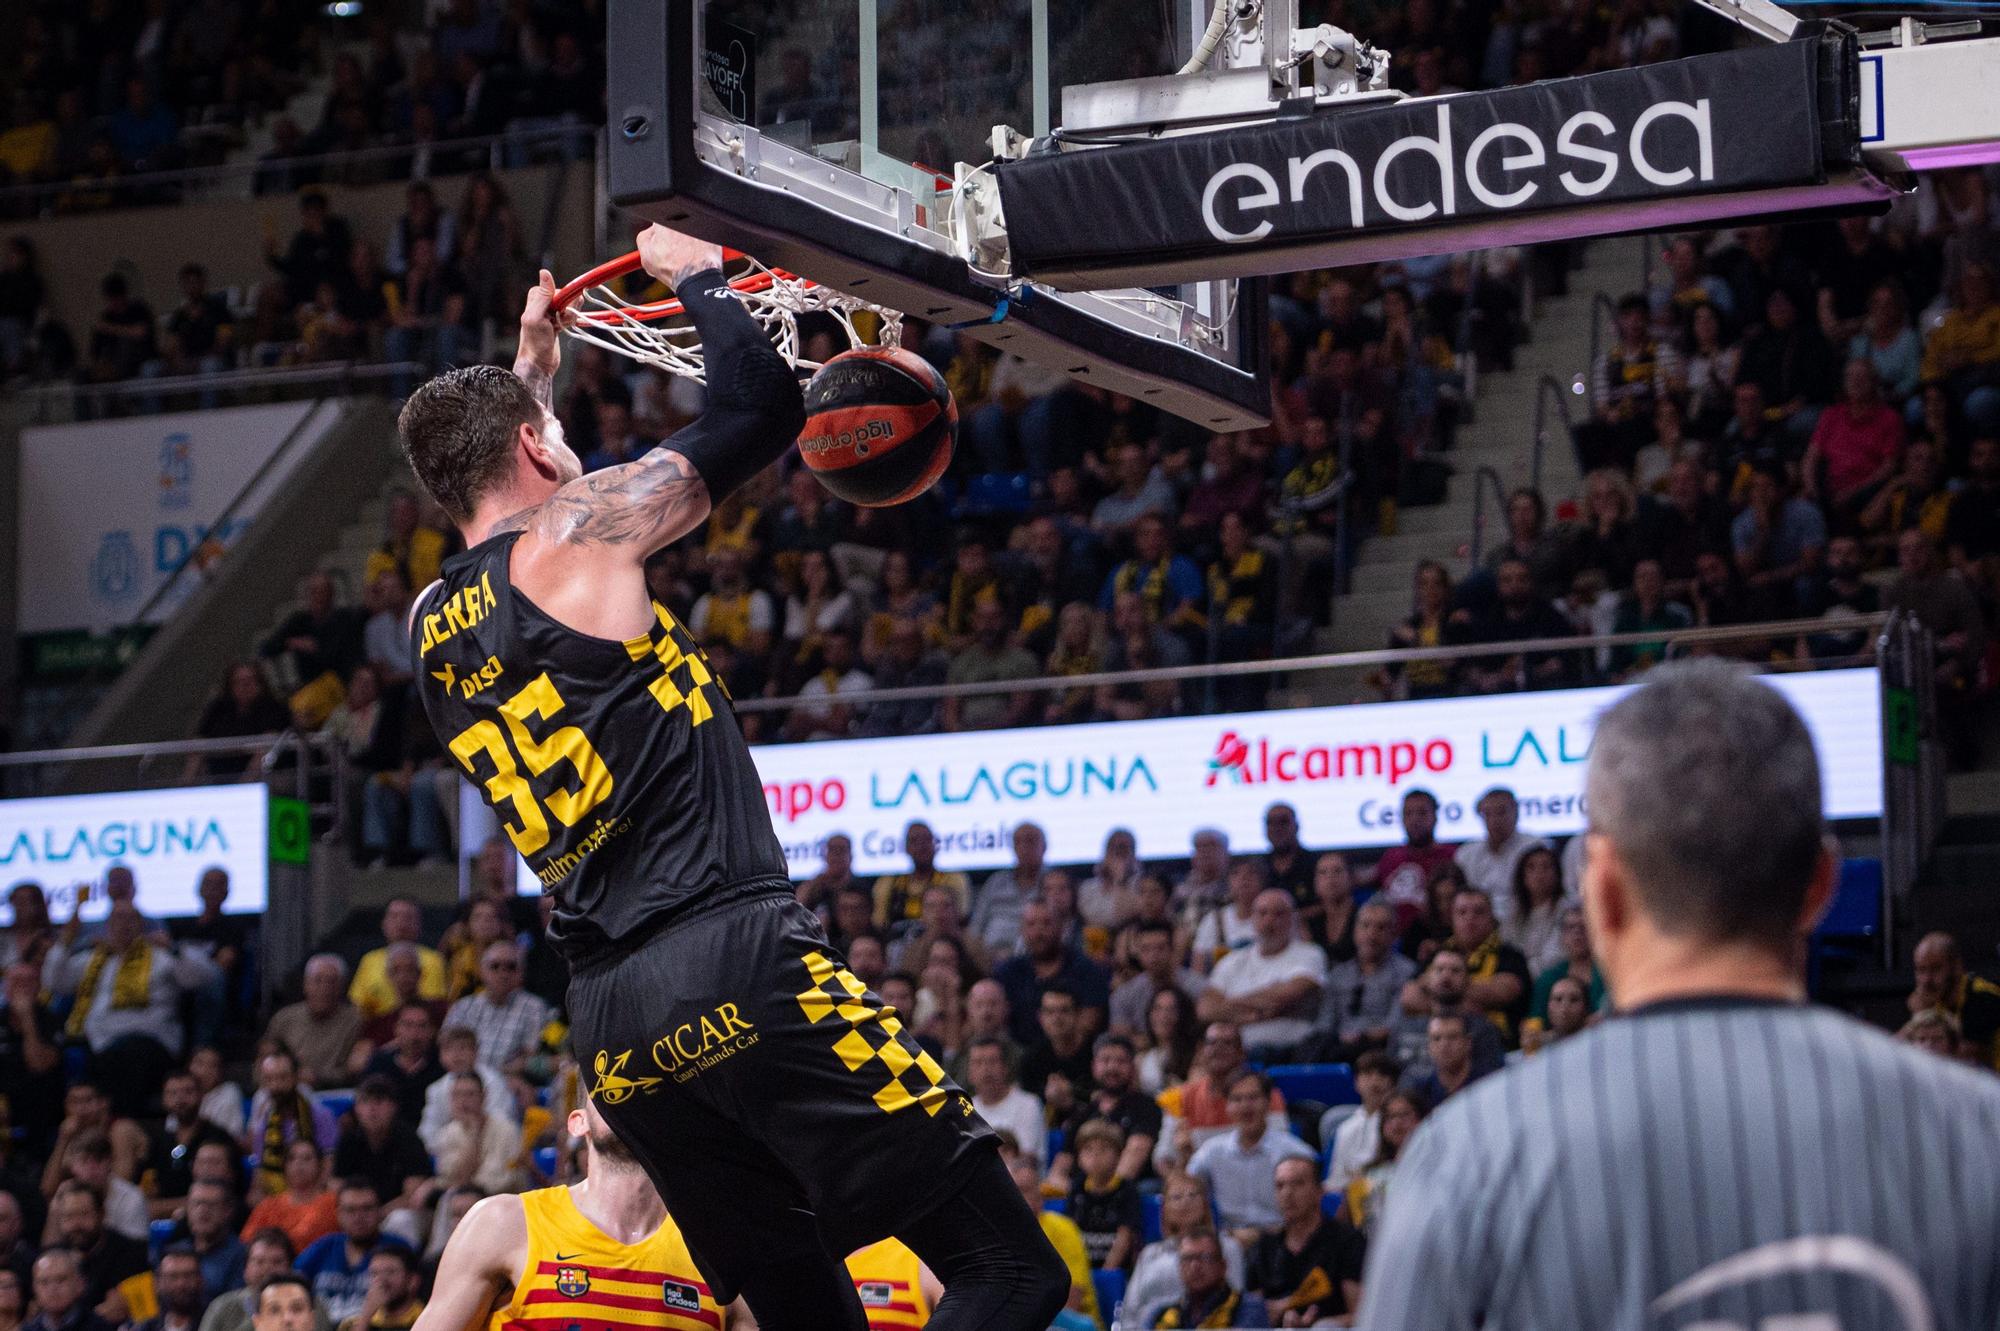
[488,1186,724,1331]
[845,1238,930,1331]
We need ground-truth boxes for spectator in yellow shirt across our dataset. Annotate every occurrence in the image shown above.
[1007,1152,1101,1329]
[872,822,971,932]
[1920,258,2000,436]
[349,900,446,1020]
[361,492,447,594]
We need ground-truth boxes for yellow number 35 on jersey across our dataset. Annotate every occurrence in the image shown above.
[448,672,613,857]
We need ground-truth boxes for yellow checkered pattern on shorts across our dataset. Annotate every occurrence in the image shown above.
[795,950,949,1117]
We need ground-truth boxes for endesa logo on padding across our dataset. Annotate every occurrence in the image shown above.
[1205,729,1453,788]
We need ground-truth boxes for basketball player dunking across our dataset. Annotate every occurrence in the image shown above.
[397,225,1066,1330]
[412,1099,753,1331]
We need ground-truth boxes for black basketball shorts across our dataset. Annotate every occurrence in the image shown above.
[567,892,996,1296]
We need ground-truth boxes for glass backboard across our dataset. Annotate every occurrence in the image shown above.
[604,0,1271,429]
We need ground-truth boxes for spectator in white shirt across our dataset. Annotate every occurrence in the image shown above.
[1452,787,1544,927]
[1503,844,1571,973]
[1189,858,1264,973]
[1197,891,1327,1060]
[52,1131,148,1242]
[1322,1051,1399,1196]
[432,1073,519,1195]
[418,1027,517,1153]
[965,1035,1047,1171]
[1186,1069,1315,1244]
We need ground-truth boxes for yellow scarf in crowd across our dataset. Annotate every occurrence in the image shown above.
[66,940,153,1038]
[260,1093,316,1193]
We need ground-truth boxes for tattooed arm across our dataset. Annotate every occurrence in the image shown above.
[508,226,804,637]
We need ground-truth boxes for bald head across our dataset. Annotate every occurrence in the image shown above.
[1913,931,1966,1007]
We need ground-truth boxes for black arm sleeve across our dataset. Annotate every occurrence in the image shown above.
[655,268,808,501]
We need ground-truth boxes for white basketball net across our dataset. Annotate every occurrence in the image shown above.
[558,255,903,383]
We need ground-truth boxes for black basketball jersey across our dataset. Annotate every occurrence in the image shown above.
[409,531,789,962]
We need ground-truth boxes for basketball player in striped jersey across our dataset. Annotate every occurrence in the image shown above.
[845,1239,942,1331]
[411,1097,752,1331]
[397,225,1065,1329]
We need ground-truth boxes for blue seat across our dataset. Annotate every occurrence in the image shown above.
[1046,1128,1067,1164]
[1817,858,1882,938]
[955,472,1033,516]
[1320,1191,1346,1222]
[1140,1191,1163,1243]
[1091,1268,1127,1322]
[149,1218,176,1261]
[1267,1063,1358,1111]
[1042,1196,1069,1216]
[318,1092,354,1124]
[533,1146,558,1179]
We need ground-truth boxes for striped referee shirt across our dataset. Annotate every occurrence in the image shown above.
[1359,996,2000,1330]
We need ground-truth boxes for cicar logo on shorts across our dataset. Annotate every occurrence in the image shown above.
[651,1002,760,1083]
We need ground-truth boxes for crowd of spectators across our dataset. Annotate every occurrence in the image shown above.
[0,0,604,213]
[1435,192,2000,760]
[3,164,540,393]
[0,791,1986,1331]
[0,863,584,1331]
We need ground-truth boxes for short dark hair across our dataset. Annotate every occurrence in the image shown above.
[367,1245,415,1274]
[248,1228,297,1261]
[179,263,205,282]
[1354,1050,1400,1081]
[1092,1033,1136,1058]
[156,1245,199,1272]
[1039,982,1077,1009]
[100,273,127,299]
[1617,292,1649,318]
[356,1075,400,1104]
[1226,1067,1271,1098]
[1429,1010,1471,1037]
[1403,787,1440,812]
[1131,919,1174,944]
[397,363,545,524]
[256,1272,313,1312]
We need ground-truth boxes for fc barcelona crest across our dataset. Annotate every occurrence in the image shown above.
[555,1267,591,1299]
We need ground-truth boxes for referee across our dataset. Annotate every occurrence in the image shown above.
[1358,660,2000,1329]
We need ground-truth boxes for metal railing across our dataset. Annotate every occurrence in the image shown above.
[17,361,423,424]
[1583,290,1620,416]
[0,124,598,218]
[1464,464,1510,569]
[731,613,1892,716]
[1530,372,1579,492]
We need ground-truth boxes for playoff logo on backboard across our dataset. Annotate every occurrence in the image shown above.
[702,20,757,123]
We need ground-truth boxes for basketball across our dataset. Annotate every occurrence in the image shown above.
[796,347,957,508]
